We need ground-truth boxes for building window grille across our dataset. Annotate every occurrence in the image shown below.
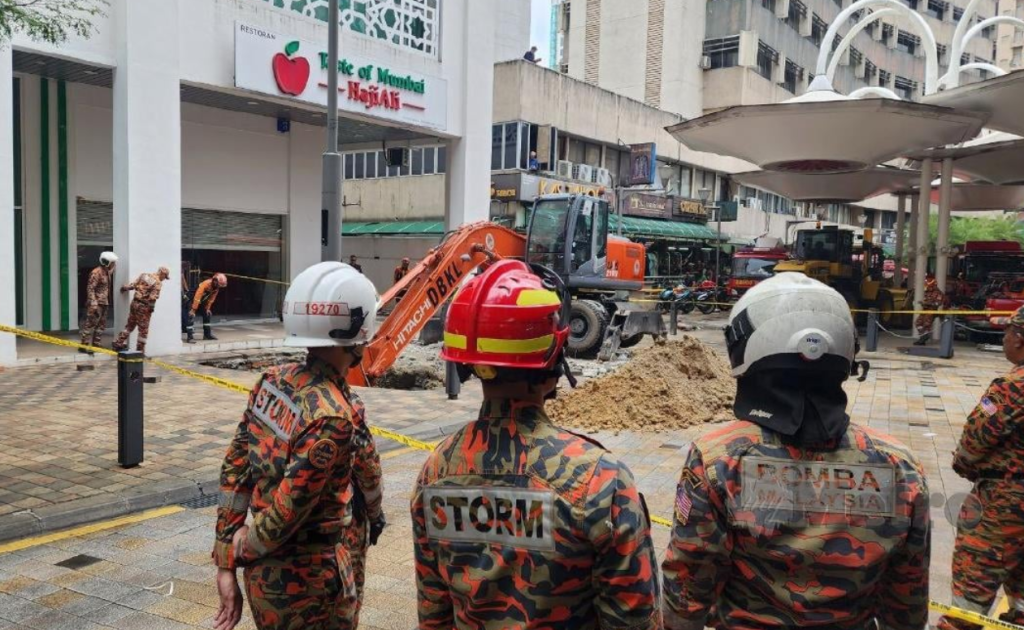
[811,14,828,45]
[850,47,863,65]
[926,0,948,19]
[258,0,440,57]
[882,23,895,45]
[783,59,804,92]
[894,75,917,99]
[897,30,920,54]
[703,36,741,68]
[756,41,779,80]
[762,0,778,13]
[786,0,807,29]
[865,59,877,78]
[879,68,891,85]
[953,5,965,20]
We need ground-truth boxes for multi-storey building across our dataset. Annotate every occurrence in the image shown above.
[996,0,1024,70]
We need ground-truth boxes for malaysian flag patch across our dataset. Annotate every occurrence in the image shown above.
[980,397,999,416]
[675,489,693,524]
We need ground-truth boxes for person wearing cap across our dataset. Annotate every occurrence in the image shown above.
[939,305,1024,630]
[393,257,410,285]
[662,272,930,630]
[411,259,661,630]
[914,274,946,345]
[112,266,171,356]
[79,251,118,354]
[211,262,385,630]
[188,273,228,342]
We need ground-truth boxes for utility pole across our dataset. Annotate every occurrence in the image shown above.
[715,205,722,284]
[321,0,342,262]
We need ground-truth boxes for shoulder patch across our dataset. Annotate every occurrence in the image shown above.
[250,379,303,440]
[423,486,556,552]
[308,439,339,470]
[675,488,693,524]
[979,397,999,416]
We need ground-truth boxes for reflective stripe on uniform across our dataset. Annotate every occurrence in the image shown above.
[477,334,554,355]
[443,332,468,350]
[516,289,561,307]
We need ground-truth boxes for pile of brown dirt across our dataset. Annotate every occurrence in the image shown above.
[548,336,736,432]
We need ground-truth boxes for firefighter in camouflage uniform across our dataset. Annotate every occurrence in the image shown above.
[914,275,945,345]
[112,266,170,355]
[938,305,1024,630]
[411,259,661,630]
[663,273,931,630]
[211,262,385,630]
[79,251,117,353]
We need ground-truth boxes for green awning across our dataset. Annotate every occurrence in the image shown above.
[342,221,445,236]
[611,215,724,241]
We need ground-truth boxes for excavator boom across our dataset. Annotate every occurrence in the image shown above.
[347,221,526,386]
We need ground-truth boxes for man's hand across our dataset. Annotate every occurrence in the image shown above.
[189,310,196,318]
[120,285,130,293]
[213,568,243,630]
[205,310,213,318]
[232,525,249,562]
[370,517,386,546]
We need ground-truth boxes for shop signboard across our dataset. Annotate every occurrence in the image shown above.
[489,174,607,203]
[628,143,657,186]
[674,199,710,224]
[717,201,739,222]
[622,192,670,219]
[491,174,524,201]
[234,22,448,131]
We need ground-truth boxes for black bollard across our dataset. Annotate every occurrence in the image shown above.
[866,309,879,352]
[939,317,955,359]
[117,351,145,468]
[669,300,679,336]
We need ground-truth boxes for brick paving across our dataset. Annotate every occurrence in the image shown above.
[0,317,1016,628]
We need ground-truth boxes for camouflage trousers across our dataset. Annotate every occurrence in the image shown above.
[80,303,108,346]
[938,481,1024,630]
[243,521,369,630]
[112,301,154,354]
[915,314,935,336]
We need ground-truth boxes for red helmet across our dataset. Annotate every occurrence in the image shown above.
[700,279,716,289]
[441,259,569,370]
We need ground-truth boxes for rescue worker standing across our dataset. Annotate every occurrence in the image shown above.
[393,257,410,285]
[79,251,118,353]
[411,259,661,630]
[112,266,170,355]
[938,305,1024,630]
[212,262,386,630]
[189,273,227,342]
[662,273,930,630]
[914,274,945,345]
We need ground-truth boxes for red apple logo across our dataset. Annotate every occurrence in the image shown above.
[273,41,310,96]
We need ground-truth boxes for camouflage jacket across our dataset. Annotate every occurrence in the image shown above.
[212,356,384,569]
[191,279,220,313]
[86,266,111,306]
[922,286,944,308]
[411,399,661,630]
[953,364,1024,481]
[662,420,930,630]
[124,273,163,306]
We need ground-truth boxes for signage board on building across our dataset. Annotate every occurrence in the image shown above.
[491,174,524,201]
[674,199,710,224]
[490,173,609,203]
[717,201,739,222]
[622,192,670,219]
[234,22,448,131]
[628,143,657,186]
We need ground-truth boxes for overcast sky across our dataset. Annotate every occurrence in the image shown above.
[530,0,553,64]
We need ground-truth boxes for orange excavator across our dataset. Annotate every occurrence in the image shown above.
[347,194,665,386]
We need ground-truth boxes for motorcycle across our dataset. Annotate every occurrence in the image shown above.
[695,280,722,315]
[659,286,695,314]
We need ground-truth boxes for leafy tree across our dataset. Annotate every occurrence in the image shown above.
[0,0,107,47]
[926,214,1024,250]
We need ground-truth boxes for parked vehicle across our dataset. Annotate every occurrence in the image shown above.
[659,286,696,314]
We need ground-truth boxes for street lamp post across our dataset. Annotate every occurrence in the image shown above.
[321,0,342,262]
[697,188,719,283]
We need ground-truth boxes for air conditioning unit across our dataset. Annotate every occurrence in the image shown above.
[700,55,712,70]
[573,164,593,182]
[594,167,612,187]
[556,160,574,179]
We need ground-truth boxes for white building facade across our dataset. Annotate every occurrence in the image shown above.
[0,0,510,364]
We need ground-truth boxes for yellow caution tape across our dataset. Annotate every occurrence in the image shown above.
[850,309,1017,316]
[929,601,1024,630]
[650,515,673,528]
[220,272,290,287]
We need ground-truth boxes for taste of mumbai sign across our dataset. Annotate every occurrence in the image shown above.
[234,22,448,131]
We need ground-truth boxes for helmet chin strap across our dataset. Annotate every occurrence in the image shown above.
[558,352,578,389]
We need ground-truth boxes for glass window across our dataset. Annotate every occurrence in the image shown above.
[605,150,620,185]
[438,146,447,173]
[377,152,387,178]
[365,152,377,178]
[491,124,503,170]
[354,153,364,179]
[678,165,692,198]
[568,138,585,164]
[424,147,436,174]
[585,142,601,168]
[520,123,531,169]
[344,153,354,180]
[412,148,424,175]
[503,122,518,171]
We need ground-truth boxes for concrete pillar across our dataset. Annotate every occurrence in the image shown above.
[445,0,497,230]
[894,193,906,287]
[112,0,182,356]
[935,158,954,293]
[0,46,15,365]
[907,193,918,290]
[913,159,932,338]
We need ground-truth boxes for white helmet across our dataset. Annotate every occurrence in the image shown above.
[282,262,379,348]
[100,252,118,267]
[725,272,855,378]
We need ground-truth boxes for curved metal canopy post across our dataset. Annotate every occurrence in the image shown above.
[815,0,938,94]
[826,8,897,81]
[941,16,1024,88]
[959,62,1009,77]
[943,0,985,89]
[849,86,903,99]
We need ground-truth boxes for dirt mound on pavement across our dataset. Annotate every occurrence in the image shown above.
[548,336,736,432]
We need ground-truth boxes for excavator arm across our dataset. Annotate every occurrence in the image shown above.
[347,221,526,386]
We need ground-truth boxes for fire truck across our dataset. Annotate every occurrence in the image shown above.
[726,239,789,298]
[949,241,1024,303]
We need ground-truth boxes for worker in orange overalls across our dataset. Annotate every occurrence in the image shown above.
[188,273,227,342]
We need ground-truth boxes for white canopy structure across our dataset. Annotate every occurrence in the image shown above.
[732,168,921,203]
[923,72,1024,138]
